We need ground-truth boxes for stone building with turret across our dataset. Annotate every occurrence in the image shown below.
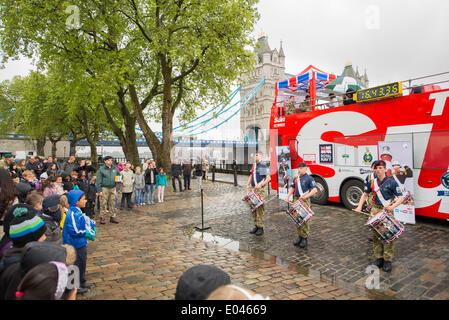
[239,34,293,158]
[341,62,369,88]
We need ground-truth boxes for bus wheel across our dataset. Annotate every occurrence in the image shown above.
[311,176,328,205]
[341,180,364,210]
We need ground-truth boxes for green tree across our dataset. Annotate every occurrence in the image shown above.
[0,0,259,169]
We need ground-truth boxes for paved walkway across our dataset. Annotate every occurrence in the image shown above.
[79,177,449,300]
[79,181,368,300]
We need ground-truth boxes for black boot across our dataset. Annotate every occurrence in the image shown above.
[249,226,258,234]
[77,287,88,294]
[373,258,384,268]
[293,236,302,246]
[255,227,264,236]
[382,261,392,272]
[299,237,308,248]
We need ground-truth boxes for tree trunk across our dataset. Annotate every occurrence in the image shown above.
[36,138,46,157]
[87,138,98,163]
[100,99,140,168]
[51,141,57,158]
[70,140,77,157]
[128,84,162,169]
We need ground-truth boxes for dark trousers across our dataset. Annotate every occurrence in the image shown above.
[121,192,133,208]
[183,175,191,190]
[75,245,87,287]
[172,176,182,191]
[84,201,95,218]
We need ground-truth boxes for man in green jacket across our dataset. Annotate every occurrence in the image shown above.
[95,156,120,225]
[0,154,15,170]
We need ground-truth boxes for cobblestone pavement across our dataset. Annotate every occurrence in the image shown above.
[79,176,449,300]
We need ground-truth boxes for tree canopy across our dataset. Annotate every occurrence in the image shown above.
[0,0,259,166]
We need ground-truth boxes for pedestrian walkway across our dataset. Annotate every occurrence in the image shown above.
[79,179,449,300]
[79,181,369,300]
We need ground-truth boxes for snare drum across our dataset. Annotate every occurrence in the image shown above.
[286,198,314,227]
[365,210,404,243]
[242,191,264,212]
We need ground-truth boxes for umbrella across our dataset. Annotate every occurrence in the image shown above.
[325,76,366,93]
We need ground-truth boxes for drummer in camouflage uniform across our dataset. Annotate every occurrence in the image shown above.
[246,151,271,236]
[284,96,296,116]
[285,162,317,248]
[355,160,404,272]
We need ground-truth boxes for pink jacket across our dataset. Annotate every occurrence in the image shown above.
[42,185,58,198]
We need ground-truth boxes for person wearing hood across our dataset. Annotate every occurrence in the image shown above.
[0,204,47,299]
[62,190,96,294]
[61,172,74,193]
[40,195,62,244]
[1,240,75,300]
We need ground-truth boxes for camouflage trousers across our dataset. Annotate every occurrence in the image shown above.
[251,186,266,228]
[100,187,117,219]
[294,197,311,238]
[371,204,395,262]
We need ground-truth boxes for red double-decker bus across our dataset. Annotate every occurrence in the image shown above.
[269,75,449,221]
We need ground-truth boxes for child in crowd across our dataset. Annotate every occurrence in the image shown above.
[156,168,167,203]
[133,166,145,207]
[54,176,64,195]
[46,163,58,177]
[0,204,47,300]
[62,190,96,294]
[70,171,79,190]
[15,261,77,300]
[59,195,69,232]
[42,176,58,198]
[25,192,43,212]
[21,170,37,191]
[77,170,89,194]
[120,162,135,210]
[61,173,73,193]
[40,195,62,244]
[84,176,97,218]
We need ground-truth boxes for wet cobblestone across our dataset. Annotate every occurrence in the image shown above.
[78,176,449,300]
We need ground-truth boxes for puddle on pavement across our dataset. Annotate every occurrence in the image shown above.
[182,227,396,300]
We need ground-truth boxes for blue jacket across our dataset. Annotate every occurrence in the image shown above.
[156,173,167,187]
[62,190,95,249]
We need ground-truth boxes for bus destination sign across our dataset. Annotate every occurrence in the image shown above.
[355,82,402,102]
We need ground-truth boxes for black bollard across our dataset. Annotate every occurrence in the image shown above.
[195,188,210,231]
[212,163,215,182]
[233,161,238,186]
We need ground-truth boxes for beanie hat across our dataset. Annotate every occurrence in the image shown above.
[175,265,231,300]
[8,205,46,248]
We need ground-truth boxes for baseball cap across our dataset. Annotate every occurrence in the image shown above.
[372,160,386,168]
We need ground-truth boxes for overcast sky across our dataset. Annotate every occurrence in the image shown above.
[1,0,449,141]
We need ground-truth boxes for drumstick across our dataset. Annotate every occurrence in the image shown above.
[351,209,371,217]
